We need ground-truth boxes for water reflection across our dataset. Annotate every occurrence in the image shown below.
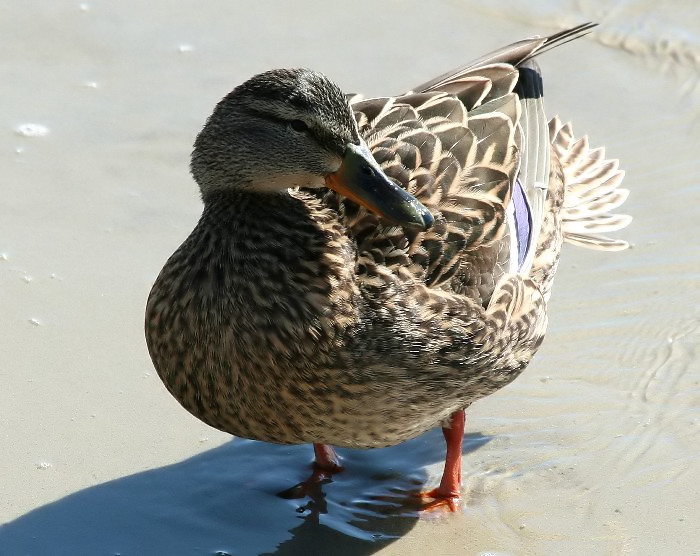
[1,431,489,555]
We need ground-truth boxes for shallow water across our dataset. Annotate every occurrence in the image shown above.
[1,1,699,554]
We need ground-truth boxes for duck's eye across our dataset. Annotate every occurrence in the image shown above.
[289,119,309,133]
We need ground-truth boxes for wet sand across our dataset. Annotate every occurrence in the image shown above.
[1,1,699,554]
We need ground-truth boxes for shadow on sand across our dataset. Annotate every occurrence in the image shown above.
[1,430,489,555]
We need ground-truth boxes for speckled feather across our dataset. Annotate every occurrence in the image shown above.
[145,24,630,449]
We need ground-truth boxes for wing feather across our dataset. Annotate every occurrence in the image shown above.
[318,23,627,307]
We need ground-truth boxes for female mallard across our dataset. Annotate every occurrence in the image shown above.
[145,23,630,510]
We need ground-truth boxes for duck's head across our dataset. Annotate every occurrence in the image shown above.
[191,68,433,230]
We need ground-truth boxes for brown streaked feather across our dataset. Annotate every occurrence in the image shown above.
[340,89,520,303]
[550,117,631,251]
[325,22,613,306]
[336,70,526,304]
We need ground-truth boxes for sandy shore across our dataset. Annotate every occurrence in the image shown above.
[2,1,699,554]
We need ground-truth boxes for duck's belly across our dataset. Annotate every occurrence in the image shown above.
[175,382,456,449]
[147,275,531,449]
[157,357,514,449]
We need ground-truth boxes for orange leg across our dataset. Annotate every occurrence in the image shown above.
[277,443,342,500]
[418,409,465,511]
[313,443,343,473]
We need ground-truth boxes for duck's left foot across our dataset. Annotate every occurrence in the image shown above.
[277,443,343,499]
[312,442,343,473]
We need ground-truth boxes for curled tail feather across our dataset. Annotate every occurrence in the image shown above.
[550,116,631,251]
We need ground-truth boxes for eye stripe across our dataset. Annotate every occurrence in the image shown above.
[290,119,309,132]
[245,108,346,155]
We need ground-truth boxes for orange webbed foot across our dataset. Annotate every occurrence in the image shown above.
[414,488,462,512]
[277,443,343,500]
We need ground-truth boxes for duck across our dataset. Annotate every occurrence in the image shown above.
[145,22,630,511]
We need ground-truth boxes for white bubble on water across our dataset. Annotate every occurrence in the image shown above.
[15,123,49,137]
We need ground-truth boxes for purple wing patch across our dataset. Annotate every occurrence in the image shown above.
[513,178,532,269]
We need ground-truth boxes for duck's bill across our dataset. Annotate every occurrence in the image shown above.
[325,142,434,230]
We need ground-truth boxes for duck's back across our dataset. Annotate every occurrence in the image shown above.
[315,23,627,310]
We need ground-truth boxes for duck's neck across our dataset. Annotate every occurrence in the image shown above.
[201,188,297,227]
[198,189,347,264]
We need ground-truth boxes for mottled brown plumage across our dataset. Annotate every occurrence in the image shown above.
[145,23,630,508]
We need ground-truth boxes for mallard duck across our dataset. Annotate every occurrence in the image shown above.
[145,22,630,510]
